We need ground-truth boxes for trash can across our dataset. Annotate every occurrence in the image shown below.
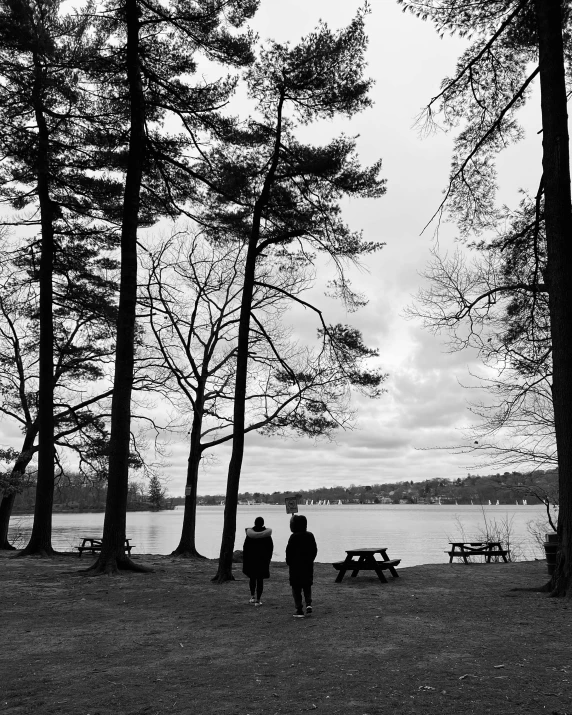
[544,532,560,575]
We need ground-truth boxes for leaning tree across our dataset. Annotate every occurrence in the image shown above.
[193,9,387,582]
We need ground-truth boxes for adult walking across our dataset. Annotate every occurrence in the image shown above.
[242,516,273,606]
[286,514,318,618]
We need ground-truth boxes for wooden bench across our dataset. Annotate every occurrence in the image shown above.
[333,548,401,583]
[76,537,134,557]
[333,559,401,579]
[448,541,509,564]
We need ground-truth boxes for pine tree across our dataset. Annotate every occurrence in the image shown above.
[0,0,122,555]
[195,10,386,582]
[84,0,257,574]
[147,475,165,511]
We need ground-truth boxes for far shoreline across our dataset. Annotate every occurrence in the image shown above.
[11,501,545,516]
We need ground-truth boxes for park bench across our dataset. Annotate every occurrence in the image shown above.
[448,541,509,564]
[332,547,401,583]
[76,537,134,557]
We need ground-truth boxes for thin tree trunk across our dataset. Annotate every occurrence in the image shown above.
[19,68,55,557]
[172,386,206,558]
[0,493,17,550]
[534,0,572,596]
[88,0,149,575]
[0,432,37,550]
[212,91,285,584]
[171,442,204,558]
[212,241,258,582]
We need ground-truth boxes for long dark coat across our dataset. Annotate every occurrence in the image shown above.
[285,531,318,586]
[242,527,273,579]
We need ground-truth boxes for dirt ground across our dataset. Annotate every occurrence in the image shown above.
[1,553,570,715]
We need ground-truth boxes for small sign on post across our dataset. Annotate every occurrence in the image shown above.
[285,496,298,514]
[185,486,191,496]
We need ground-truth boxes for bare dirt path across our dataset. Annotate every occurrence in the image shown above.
[1,554,570,715]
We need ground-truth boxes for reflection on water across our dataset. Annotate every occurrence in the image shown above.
[10,504,546,566]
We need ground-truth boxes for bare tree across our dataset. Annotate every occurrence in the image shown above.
[409,231,554,471]
[0,238,118,549]
[144,231,384,558]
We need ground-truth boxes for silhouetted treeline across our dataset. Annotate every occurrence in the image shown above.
[183,470,558,506]
[12,474,172,513]
[12,469,556,513]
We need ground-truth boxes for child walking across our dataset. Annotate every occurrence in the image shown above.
[242,516,273,606]
[285,514,318,618]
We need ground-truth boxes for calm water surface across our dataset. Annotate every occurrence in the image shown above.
[10,504,547,566]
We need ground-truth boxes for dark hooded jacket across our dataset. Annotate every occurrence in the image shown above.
[286,531,318,586]
[242,527,273,579]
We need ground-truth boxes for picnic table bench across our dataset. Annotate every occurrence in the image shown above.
[448,541,509,564]
[333,547,401,583]
[76,537,134,558]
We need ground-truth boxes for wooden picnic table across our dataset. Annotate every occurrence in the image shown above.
[76,537,134,558]
[332,547,401,583]
[448,541,509,564]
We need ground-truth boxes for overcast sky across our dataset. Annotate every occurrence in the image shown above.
[1,0,544,496]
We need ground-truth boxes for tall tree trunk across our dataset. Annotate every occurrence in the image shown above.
[535,0,572,597]
[0,432,37,550]
[211,241,258,582]
[172,387,206,558]
[88,0,149,574]
[19,72,55,557]
[212,92,285,584]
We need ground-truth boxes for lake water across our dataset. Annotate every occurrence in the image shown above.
[10,504,549,565]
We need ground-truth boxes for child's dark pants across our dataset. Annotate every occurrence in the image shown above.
[291,584,312,609]
[249,577,264,599]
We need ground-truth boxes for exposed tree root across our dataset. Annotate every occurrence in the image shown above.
[81,554,153,575]
[509,582,550,593]
[211,569,235,584]
[13,546,58,558]
[511,579,571,597]
[170,547,207,559]
[547,584,571,598]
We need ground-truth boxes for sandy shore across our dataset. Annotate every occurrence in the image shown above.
[1,553,569,715]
